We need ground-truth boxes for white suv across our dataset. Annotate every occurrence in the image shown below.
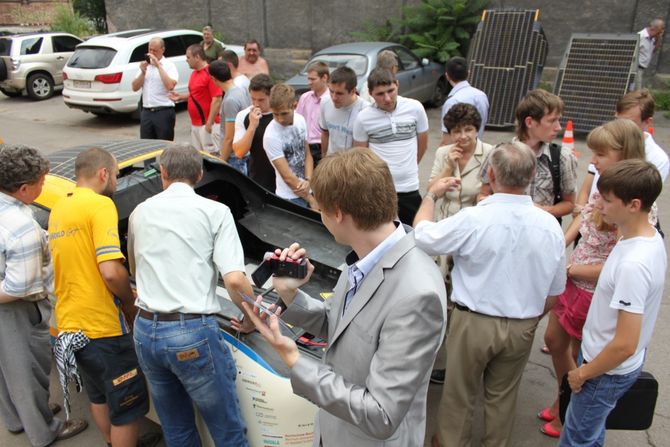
[62,29,242,117]
[0,32,83,100]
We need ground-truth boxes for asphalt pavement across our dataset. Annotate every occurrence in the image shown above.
[0,91,668,447]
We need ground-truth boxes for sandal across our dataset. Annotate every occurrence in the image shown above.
[56,418,88,441]
[537,407,556,422]
[540,421,561,438]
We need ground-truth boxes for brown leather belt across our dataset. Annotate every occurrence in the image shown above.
[138,309,206,321]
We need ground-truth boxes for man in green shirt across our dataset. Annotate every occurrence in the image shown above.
[201,26,224,63]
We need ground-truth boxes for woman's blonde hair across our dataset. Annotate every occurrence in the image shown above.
[586,118,646,230]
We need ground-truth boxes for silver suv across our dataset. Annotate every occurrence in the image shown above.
[0,32,83,100]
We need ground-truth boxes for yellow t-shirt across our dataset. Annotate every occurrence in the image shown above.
[49,187,129,339]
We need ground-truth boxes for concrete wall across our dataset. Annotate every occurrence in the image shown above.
[106,0,670,77]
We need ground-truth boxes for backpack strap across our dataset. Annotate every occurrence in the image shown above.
[548,143,562,205]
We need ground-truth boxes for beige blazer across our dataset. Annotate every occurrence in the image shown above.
[283,230,447,446]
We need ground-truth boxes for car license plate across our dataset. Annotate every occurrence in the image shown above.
[73,80,91,88]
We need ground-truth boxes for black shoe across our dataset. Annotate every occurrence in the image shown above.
[430,369,445,384]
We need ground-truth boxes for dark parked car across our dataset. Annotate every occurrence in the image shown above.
[286,41,449,106]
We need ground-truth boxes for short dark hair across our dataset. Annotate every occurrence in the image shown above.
[443,103,482,134]
[329,66,357,92]
[209,60,232,83]
[221,49,239,68]
[244,39,262,52]
[515,89,564,140]
[0,144,49,193]
[597,159,662,212]
[249,73,273,95]
[311,148,397,230]
[75,147,115,180]
[367,68,396,93]
[187,44,206,61]
[160,144,203,185]
[445,57,468,82]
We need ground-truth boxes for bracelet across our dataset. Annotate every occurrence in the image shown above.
[424,191,438,202]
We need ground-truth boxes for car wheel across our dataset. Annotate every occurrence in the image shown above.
[0,87,22,98]
[26,73,54,100]
[429,77,449,108]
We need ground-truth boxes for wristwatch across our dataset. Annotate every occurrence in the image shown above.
[424,191,438,202]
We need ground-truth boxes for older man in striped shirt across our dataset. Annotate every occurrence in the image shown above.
[0,144,87,445]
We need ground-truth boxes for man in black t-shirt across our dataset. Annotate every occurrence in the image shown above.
[232,74,276,191]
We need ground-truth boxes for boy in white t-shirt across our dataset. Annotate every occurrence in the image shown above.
[263,83,315,208]
[560,159,666,447]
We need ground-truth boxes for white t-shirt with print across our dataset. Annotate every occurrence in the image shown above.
[353,96,429,192]
[581,232,666,375]
[319,96,368,154]
[263,113,308,199]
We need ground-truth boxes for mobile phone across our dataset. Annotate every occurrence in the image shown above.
[144,54,152,64]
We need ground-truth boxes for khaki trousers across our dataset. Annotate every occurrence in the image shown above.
[437,308,539,447]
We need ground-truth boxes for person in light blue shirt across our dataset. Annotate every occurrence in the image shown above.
[440,56,489,145]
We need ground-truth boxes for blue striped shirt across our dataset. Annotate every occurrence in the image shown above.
[0,192,54,301]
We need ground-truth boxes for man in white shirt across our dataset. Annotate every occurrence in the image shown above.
[634,18,665,90]
[319,66,368,157]
[439,56,489,145]
[560,160,666,446]
[131,37,179,141]
[413,142,566,447]
[353,68,429,225]
[263,84,315,208]
[221,50,250,91]
[128,144,253,446]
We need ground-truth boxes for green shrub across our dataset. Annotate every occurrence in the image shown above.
[50,5,93,37]
[72,0,107,33]
[352,0,489,63]
[651,90,670,111]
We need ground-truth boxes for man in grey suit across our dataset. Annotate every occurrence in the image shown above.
[243,148,447,446]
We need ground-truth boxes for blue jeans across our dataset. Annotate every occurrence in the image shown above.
[228,154,249,176]
[559,354,642,447]
[133,314,248,447]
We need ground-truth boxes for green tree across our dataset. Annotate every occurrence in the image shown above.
[353,0,488,64]
[73,0,107,33]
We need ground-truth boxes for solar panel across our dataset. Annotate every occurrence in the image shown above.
[49,140,169,180]
[554,34,639,133]
[466,9,547,128]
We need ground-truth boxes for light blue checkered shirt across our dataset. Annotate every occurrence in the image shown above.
[0,192,54,301]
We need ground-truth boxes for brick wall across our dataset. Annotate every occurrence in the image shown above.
[0,0,69,27]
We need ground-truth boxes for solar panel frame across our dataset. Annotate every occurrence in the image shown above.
[554,33,639,133]
[466,9,548,128]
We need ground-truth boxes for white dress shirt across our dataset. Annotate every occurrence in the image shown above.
[638,28,655,68]
[136,57,179,108]
[129,182,245,314]
[415,193,566,318]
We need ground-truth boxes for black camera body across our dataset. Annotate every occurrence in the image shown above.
[251,252,308,287]
[144,54,152,64]
[267,255,308,278]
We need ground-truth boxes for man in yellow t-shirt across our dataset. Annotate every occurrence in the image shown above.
[48,147,148,447]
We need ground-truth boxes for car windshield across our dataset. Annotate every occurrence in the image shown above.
[0,38,11,56]
[67,46,117,69]
[301,54,368,76]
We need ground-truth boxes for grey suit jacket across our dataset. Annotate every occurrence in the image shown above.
[282,229,447,446]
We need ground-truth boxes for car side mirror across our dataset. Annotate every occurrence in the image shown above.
[421,58,429,66]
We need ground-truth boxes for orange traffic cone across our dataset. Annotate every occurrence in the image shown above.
[648,126,654,136]
[562,120,578,156]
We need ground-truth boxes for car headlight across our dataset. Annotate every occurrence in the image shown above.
[10,57,19,71]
